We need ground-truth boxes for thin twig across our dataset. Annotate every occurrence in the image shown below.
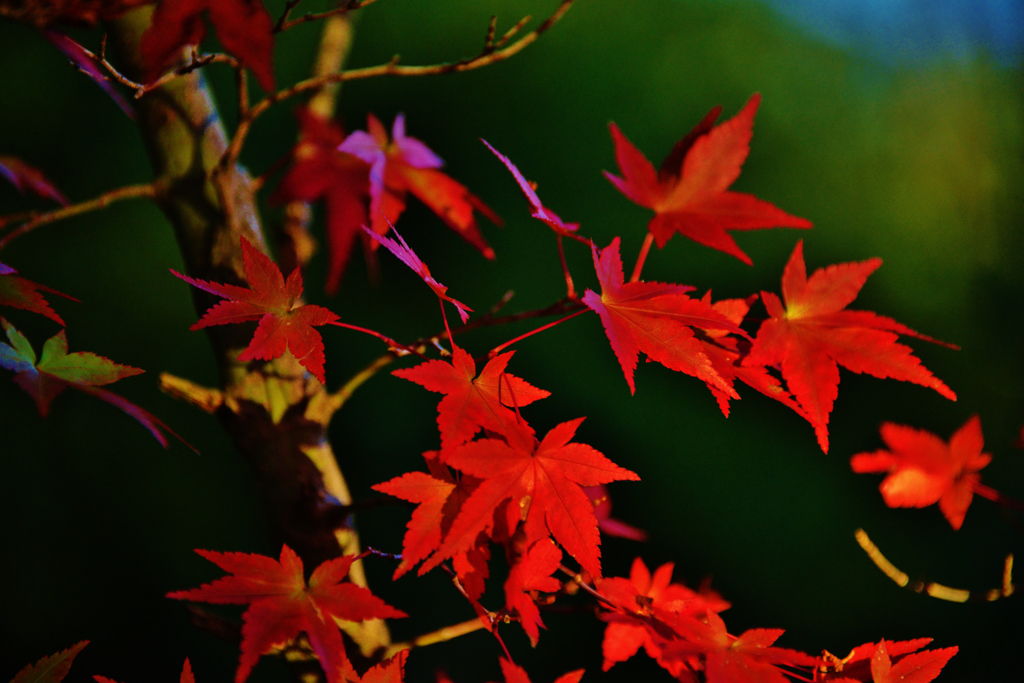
[973,482,1024,516]
[0,182,159,251]
[97,34,238,99]
[382,618,487,659]
[487,308,588,358]
[277,0,382,32]
[221,0,575,168]
[630,232,655,283]
[557,564,616,606]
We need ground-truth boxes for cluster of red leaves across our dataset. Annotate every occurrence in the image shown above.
[375,345,639,643]
[273,111,501,293]
[437,658,584,683]
[595,559,957,683]
[814,639,958,683]
[851,415,990,530]
[167,545,406,683]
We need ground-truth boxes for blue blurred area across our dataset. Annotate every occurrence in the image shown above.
[762,0,1024,64]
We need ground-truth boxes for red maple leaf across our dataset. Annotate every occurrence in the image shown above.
[141,0,276,92]
[393,346,550,451]
[582,237,742,398]
[605,94,811,264]
[372,452,490,595]
[745,240,956,453]
[492,658,584,683]
[172,236,340,383]
[0,318,189,450]
[816,639,957,683]
[597,557,729,672]
[503,538,564,645]
[0,154,69,205]
[10,641,88,683]
[363,225,472,323]
[168,545,406,683]
[427,417,639,579]
[850,416,989,530]
[695,291,804,418]
[340,651,407,683]
[0,262,77,325]
[339,114,501,253]
[271,108,371,294]
[661,611,816,683]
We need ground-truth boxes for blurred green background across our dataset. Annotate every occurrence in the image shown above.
[1,0,1022,681]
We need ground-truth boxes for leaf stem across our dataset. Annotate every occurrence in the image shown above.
[557,564,615,606]
[556,233,576,299]
[487,309,589,358]
[0,182,159,252]
[973,482,1024,516]
[630,232,655,283]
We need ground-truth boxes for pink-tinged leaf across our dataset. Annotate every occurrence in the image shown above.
[584,484,647,541]
[605,95,811,264]
[0,155,68,205]
[340,114,501,253]
[363,225,472,323]
[43,30,135,118]
[11,642,88,683]
[482,140,579,234]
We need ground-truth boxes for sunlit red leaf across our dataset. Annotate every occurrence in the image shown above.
[746,240,956,453]
[605,94,811,264]
[504,538,563,645]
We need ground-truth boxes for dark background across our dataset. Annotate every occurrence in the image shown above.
[1,1,1022,681]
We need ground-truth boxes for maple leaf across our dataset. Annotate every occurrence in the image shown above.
[581,237,742,398]
[0,318,188,449]
[427,417,639,579]
[504,538,564,645]
[661,611,816,683]
[172,236,340,383]
[372,451,490,596]
[745,240,956,453]
[339,114,501,254]
[363,225,472,323]
[596,557,729,672]
[481,140,579,235]
[851,416,989,530]
[271,108,371,294]
[817,639,957,683]
[140,0,276,92]
[393,346,550,451]
[605,94,811,264]
[0,262,77,324]
[695,291,804,418]
[168,545,406,683]
[584,484,647,541]
[492,658,584,683]
[94,658,196,683]
[0,154,68,204]
[10,641,88,683]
